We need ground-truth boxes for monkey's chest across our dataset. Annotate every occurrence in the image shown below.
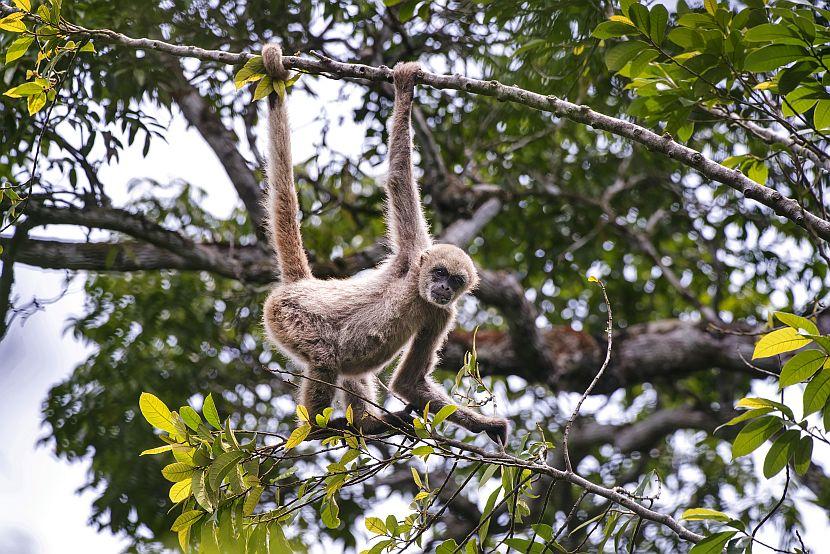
[335,313,415,374]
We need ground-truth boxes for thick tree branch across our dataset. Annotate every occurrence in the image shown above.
[24,199,256,281]
[2,5,824,243]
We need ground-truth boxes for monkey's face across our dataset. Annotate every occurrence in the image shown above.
[418,244,479,308]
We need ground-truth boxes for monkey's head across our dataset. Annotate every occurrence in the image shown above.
[418,244,479,308]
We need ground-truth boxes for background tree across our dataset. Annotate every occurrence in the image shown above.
[1,0,829,552]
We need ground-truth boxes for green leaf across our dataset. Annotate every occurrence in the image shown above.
[479,486,502,544]
[4,81,44,98]
[163,462,197,482]
[140,444,173,456]
[207,450,246,491]
[200,521,220,554]
[436,540,460,554]
[735,397,794,419]
[0,14,27,32]
[268,523,292,553]
[433,405,457,426]
[715,408,774,433]
[690,531,736,554]
[411,467,423,488]
[763,430,798,478]
[171,510,204,532]
[814,100,830,131]
[783,85,821,116]
[192,471,214,512]
[628,3,649,34]
[732,416,781,459]
[5,35,33,64]
[681,508,731,522]
[804,369,830,416]
[752,327,812,359]
[234,55,265,89]
[253,76,273,101]
[412,445,434,459]
[793,436,813,476]
[648,4,668,45]
[139,393,179,435]
[704,0,717,16]
[774,311,819,335]
[202,393,221,429]
[744,23,806,45]
[592,20,637,39]
[744,45,806,72]
[779,350,825,388]
[747,162,768,185]
[321,498,340,529]
[169,478,192,503]
[604,41,647,72]
[180,406,202,431]
[284,424,311,450]
[365,516,387,535]
[243,485,264,516]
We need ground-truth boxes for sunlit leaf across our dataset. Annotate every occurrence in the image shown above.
[779,350,825,388]
[732,416,781,459]
[752,327,812,359]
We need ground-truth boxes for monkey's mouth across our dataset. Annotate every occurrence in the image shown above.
[430,288,452,305]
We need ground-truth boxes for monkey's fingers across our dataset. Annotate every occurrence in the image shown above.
[392,61,421,91]
[483,418,509,446]
[262,43,291,81]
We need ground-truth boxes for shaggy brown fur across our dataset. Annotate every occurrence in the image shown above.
[260,44,508,443]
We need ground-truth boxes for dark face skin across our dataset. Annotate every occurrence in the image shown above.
[428,265,467,305]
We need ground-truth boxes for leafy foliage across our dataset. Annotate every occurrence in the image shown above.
[1,0,829,552]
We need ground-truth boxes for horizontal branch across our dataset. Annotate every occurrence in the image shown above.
[3,234,774,393]
[2,3,824,242]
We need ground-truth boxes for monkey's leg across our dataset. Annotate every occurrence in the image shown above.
[330,375,412,434]
[340,374,379,425]
[298,366,338,420]
[390,323,509,444]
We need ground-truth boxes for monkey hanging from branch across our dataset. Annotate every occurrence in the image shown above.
[260,43,508,444]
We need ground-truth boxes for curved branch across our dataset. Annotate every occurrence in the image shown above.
[0,3,823,242]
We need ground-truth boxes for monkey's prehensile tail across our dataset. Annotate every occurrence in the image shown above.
[263,44,312,284]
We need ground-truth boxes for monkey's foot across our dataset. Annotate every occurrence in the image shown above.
[262,43,291,81]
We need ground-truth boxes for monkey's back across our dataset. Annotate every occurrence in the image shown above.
[263,267,423,374]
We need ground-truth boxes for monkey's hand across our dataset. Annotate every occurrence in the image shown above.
[481,417,509,446]
[392,61,421,93]
[262,43,291,81]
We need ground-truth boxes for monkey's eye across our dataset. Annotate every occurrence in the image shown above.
[433,267,449,278]
[449,275,465,289]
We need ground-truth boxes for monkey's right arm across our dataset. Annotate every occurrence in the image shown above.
[386,62,432,260]
[262,44,312,284]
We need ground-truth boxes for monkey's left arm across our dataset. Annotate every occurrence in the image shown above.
[385,62,432,260]
[390,315,509,444]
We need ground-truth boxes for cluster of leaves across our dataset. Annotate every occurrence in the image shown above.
[668,310,830,553]
[0,0,95,232]
[594,0,830,159]
[138,392,295,552]
[722,311,828,476]
[2,0,95,115]
[232,55,302,102]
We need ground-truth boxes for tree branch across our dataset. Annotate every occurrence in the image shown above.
[2,4,823,242]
